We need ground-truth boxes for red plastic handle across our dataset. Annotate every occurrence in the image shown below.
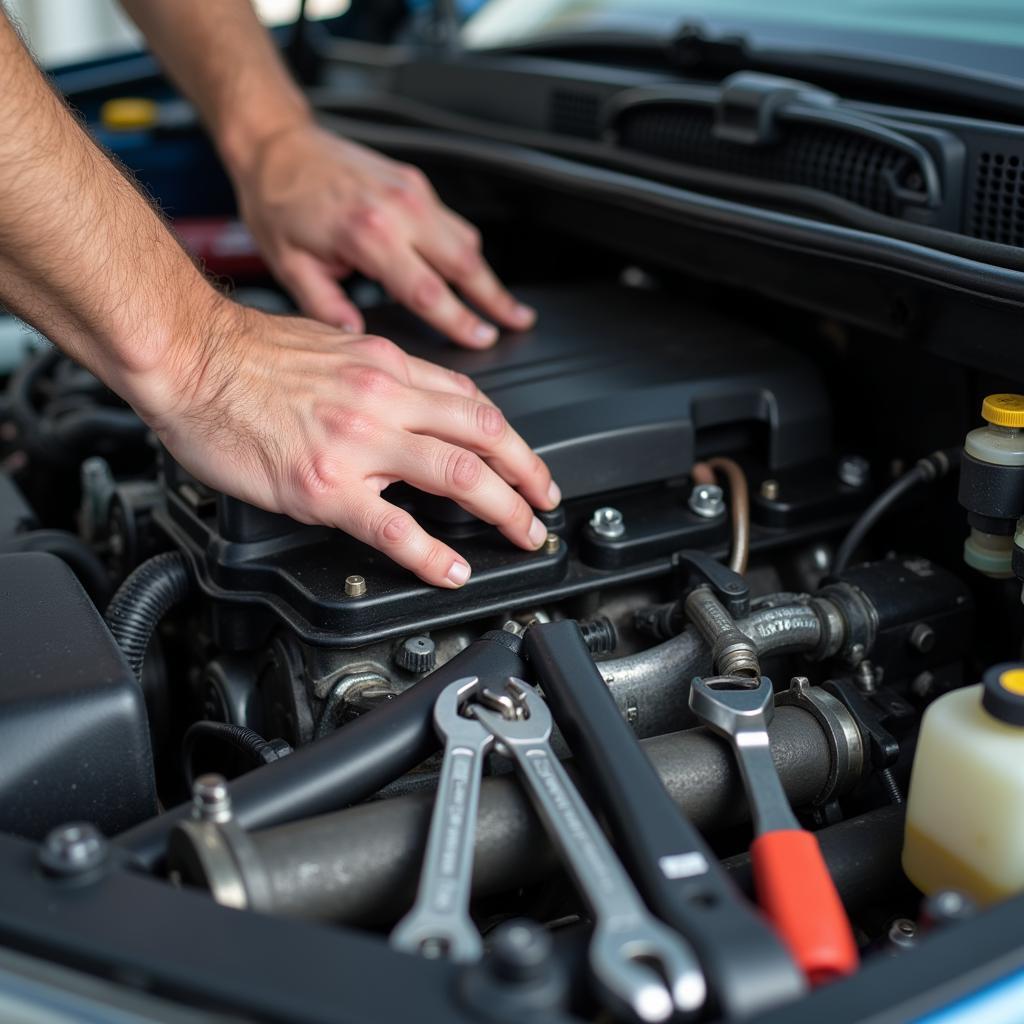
[750,829,859,985]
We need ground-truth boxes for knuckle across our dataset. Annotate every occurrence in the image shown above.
[449,370,477,394]
[421,541,450,575]
[443,447,484,493]
[351,366,398,397]
[451,242,482,281]
[475,402,507,441]
[351,203,392,241]
[318,406,375,441]
[398,164,430,192]
[358,335,401,363]
[460,223,482,250]
[371,508,415,548]
[294,452,339,502]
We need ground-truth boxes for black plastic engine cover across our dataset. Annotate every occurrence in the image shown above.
[157,284,832,647]
[0,552,157,838]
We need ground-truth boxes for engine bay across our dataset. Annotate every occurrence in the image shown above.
[4,21,1024,1024]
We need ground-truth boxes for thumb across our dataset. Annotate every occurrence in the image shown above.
[275,249,365,332]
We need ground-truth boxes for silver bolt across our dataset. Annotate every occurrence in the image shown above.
[688,483,725,519]
[760,479,780,501]
[838,455,870,488]
[855,659,878,694]
[888,918,917,949]
[40,822,107,876]
[590,506,625,539]
[908,623,936,654]
[345,574,367,598]
[543,532,560,555]
[192,773,233,824]
[501,620,526,637]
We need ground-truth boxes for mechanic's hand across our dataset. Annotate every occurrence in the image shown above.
[143,299,559,587]
[230,123,536,347]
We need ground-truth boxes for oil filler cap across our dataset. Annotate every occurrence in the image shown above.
[981,394,1024,429]
[982,662,1024,726]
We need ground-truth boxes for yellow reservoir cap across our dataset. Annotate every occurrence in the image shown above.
[982,394,1024,428]
[100,97,158,131]
[1000,669,1024,696]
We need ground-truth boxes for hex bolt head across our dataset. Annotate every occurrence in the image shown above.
[344,574,367,598]
[489,919,553,983]
[909,623,936,654]
[838,455,870,488]
[192,773,233,824]
[589,506,625,539]
[760,479,780,501]
[39,822,107,877]
[688,483,725,519]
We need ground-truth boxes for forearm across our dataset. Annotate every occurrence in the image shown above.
[118,0,312,180]
[0,12,219,417]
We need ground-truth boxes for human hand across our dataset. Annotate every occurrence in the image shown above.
[229,123,536,346]
[139,298,559,587]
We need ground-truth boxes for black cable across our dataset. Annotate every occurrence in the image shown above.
[833,448,960,574]
[182,721,292,789]
[105,551,191,680]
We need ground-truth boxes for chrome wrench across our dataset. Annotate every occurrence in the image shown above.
[390,676,492,962]
[472,679,706,1023]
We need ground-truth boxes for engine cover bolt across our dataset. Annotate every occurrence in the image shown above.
[688,483,725,519]
[908,623,936,654]
[344,574,367,598]
[887,917,918,950]
[590,506,625,539]
[838,455,870,488]
[760,479,780,501]
[192,773,233,824]
[396,634,437,674]
[543,532,560,555]
[39,822,107,877]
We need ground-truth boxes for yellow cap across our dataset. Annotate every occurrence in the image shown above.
[1000,668,1024,695]
[981,394,1024,428]
[99,97,158,131]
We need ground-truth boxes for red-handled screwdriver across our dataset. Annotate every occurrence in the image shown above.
[689,674,859,985]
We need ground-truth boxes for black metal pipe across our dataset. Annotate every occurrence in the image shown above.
[169,705,840,924]
[118,630,528,870]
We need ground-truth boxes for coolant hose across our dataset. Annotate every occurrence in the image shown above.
[599,601,832,736]
[105,550,191,681]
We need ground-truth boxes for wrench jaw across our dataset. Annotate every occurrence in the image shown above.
[590,922,708,1023]
[468,678,553,746]
[688,674,776,740]
[390,914,484,965]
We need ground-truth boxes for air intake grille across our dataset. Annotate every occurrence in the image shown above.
[616,105,916,216]
[968,151,1024,247]
[549,89,602,139]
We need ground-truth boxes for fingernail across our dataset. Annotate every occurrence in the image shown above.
[512,303,536,327]
[529,516,548,549]
[546,480,561,508]
[472,322,499,346]
[446,560,471,587]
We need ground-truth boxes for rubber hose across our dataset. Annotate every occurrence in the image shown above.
[0,529,110,607]
[105,551,191,681]
[833,448,960,573]
[182,721,293,788]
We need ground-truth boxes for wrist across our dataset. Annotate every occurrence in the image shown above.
[217,92,315,184]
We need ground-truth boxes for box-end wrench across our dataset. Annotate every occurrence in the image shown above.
[390,676,492,962]
[473,679,706,1024]
[689,675,859,985]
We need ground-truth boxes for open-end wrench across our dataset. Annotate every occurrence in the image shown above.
[689,675,859,985]
[390,676,492,962]
[473,679,706,1024]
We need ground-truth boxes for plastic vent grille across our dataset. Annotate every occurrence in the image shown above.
[616,105,915,215]
[968,151,1024,247]
[549,89,602,139]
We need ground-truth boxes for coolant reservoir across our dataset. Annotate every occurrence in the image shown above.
[903,663,1024,906]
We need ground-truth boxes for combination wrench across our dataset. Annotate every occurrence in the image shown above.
[473,679,706,1023]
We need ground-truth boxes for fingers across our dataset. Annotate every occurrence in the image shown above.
[393,435,550,553]
[403,354,496,407]
[420,213,535,332]
[336,493,471,588]
[403,389,559,511]
[276,249,364,333]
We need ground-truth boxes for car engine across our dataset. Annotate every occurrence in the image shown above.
[3,22,1024,1023]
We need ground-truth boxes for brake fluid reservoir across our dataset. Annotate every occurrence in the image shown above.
[903,663,1024,906]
